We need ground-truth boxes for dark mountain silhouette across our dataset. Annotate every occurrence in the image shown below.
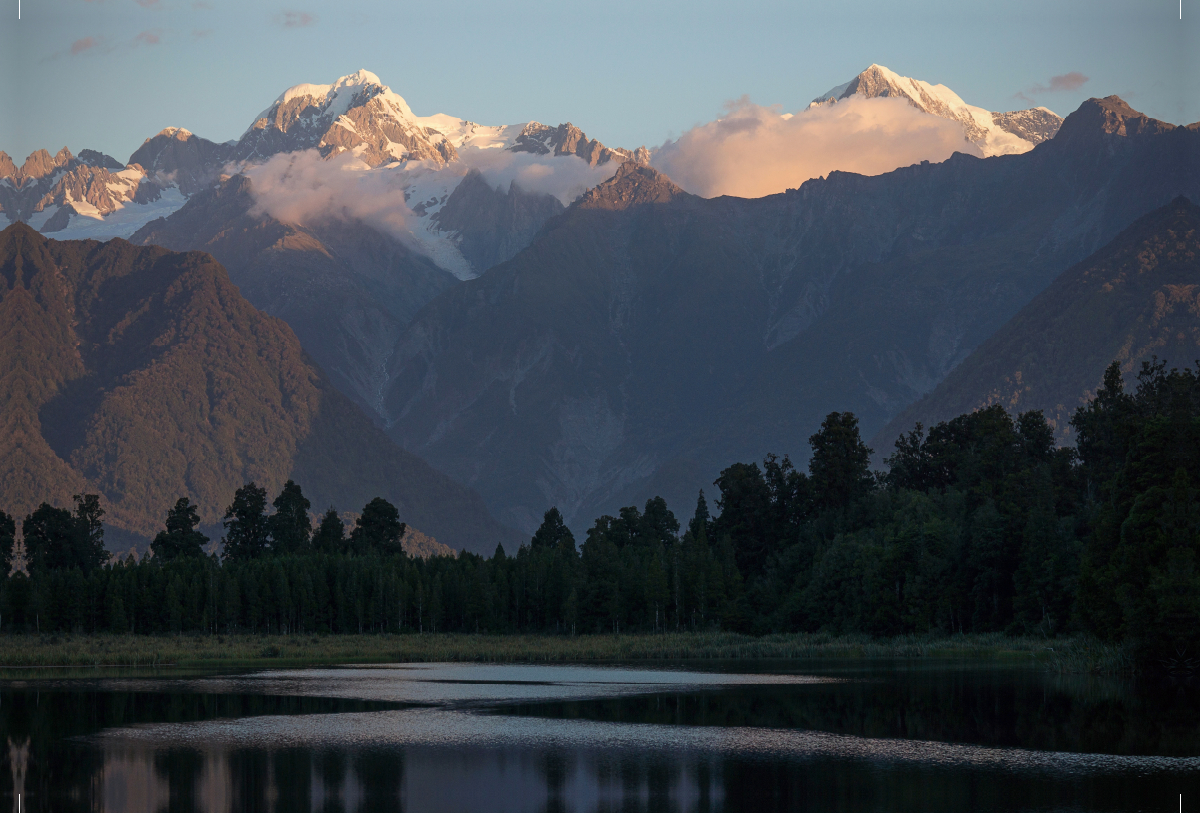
[380,97,1200,533]
[873,195,1200,452]
[0,223,517,554]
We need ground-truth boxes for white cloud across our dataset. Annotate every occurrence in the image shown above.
[240,146,617,247]
[458,148,617,204]
[651,95,980,199]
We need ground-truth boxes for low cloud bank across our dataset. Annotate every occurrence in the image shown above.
[651,95,978,199]
[460,149,617,204]
[243,150,415,236]
[241,146,617,244]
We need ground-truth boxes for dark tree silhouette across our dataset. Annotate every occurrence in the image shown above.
[151,497,209,561]
[808,412,874,510]
[0,510,14,577]
[269,480,312,555]
[531,507,575,552]
[222,483,269,561]
[349,498,406,555]
[312,508,346,554]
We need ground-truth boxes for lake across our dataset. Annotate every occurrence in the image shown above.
[2,660,1198,812]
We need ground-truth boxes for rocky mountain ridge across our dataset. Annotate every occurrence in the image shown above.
[871,195,1200,453]
[379,96,1200,534]
[811,64,1062,155]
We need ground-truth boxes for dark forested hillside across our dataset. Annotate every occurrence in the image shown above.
[874,196,1200,452]
[6,360,1193,671]
[0,223,517,553]
[131,176,460,420]
[382,97,1200,534]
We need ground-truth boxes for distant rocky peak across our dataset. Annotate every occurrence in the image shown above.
[18,147,74,182]
[509,121,648,168]
[77,149,125,170]
[0,152,16,179]
[1053,96,1174,145]
[576,162,684,211]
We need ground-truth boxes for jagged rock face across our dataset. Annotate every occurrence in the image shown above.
[576,162,683,210]
[14,148,74,185]
[381,97,1200,535]
[813,64,1063,156]
[128,127,233,196]
[231,71,458,167]
[0,153,17,179]
[77,150,124,170]
[0,148,152,225]
[509,122,646,167]
[131,175,460,422]
[991,108,1062,145]
[430,169,566,273]
[0,222,517,554]
[874,196,1200,451]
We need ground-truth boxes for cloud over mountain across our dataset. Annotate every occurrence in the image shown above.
[243,150,415,237]
[651,95,978,199]
[242,147,616,246]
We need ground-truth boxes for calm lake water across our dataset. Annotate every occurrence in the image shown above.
[2,660,1198,812]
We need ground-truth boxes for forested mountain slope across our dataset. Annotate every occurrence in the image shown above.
[0,223,517,553]
[874,195,1200,452]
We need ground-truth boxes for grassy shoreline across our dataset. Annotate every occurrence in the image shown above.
[0,631,1130,673]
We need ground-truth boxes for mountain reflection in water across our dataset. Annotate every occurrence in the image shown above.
[1,662,1198,812]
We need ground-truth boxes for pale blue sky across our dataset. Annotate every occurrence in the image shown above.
[2,0,1194,163]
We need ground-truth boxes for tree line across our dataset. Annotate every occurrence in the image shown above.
[0,360,1196,669]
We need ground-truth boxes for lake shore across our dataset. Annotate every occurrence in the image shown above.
[0,631,1130,673]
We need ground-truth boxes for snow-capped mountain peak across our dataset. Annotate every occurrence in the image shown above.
[811,64,1062,156]
[234,69,457,167]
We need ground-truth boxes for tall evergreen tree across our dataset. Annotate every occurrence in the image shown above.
[270,480,312,555]
[23,496,108,573]
[222,483,270,561]
[151,497,209,561]
[712,462,773,577]
[313,508,346,554]
[72,494,108,571]
[349,498,406,555]
[531,507,575,551]
[23,504,78,573]
[0,510,14,577]
[688,491,710,542]
[808,412,874,511]
[640,497,679,548]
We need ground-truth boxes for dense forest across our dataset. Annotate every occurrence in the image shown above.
[0,360,1196,670]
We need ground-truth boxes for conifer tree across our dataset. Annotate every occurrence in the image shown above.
[349,498,406,555]
[808,412,874,511]
[151,497,209,561]
[313,508,346,554]
[0,510,14,577]
[222,483,269,561]
[270,480,312,554]
[531,507,575,551]
[72,494,108,572]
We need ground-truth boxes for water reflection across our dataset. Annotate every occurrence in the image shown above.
[1,663,1197,813]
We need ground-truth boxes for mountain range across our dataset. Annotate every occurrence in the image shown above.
[2,65,1055,255]
[2,66,1196,542]
[0,222,517,554]
[377,97,1199,533]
